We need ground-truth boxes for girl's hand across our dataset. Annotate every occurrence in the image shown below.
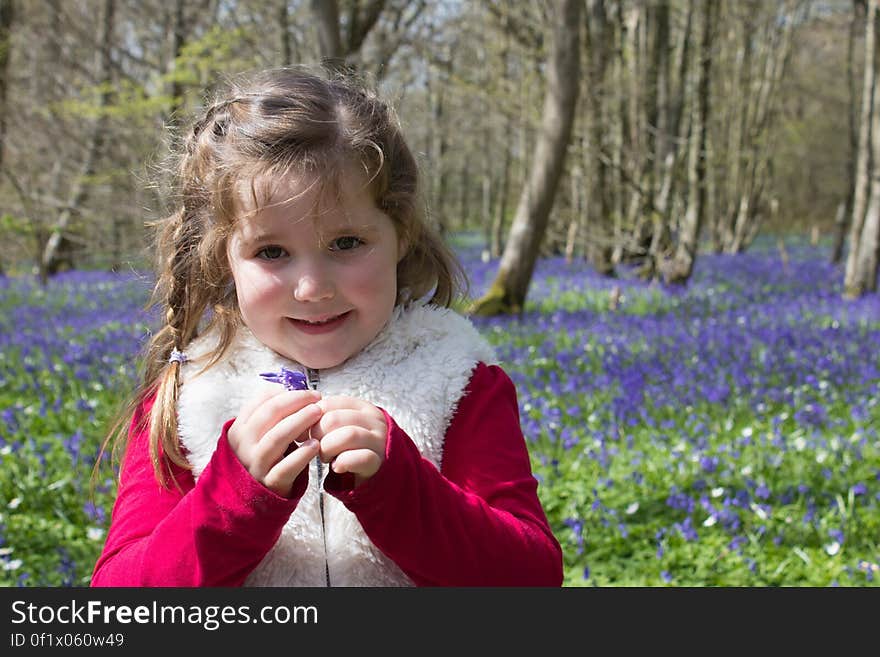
[227,388,323,497]
[310,396,388,487]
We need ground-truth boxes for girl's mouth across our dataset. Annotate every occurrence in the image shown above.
[287,311,351,334]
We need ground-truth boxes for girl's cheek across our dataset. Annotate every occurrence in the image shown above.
[233,275,273,308]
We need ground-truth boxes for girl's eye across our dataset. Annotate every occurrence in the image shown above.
[256,245,287,260]
[329,236,364,251]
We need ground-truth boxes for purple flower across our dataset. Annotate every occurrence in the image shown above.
[699,455,718,473]
[259,366,308,391]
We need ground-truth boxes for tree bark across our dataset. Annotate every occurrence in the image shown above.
[724,1,806,255]
[161,0,187,140]
[718,1,756,251]
[311,0,389,74]
[426,60,450,235]
[845,0,878,295]
[0,0,13,176]
[491,105,512,258]
[565,144,584,265]
[469,0,581,315]
[279,0,292,65]
[41,0,115,278]
[311,0,344,70]
[647,0,694,280]
[584,0,615,276]
[854,167,880,294]
[662,0,716,284]
[847,0,880,297]
[832,0,865,264]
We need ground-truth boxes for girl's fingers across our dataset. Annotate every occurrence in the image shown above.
[317,425,383,465]
[235,386,284,425]
[244,389,322,437]
[329,448,382,479]
[309,408,372,440]
[263,438,320,497]
[316,396,371,414]
[253,403,323,473]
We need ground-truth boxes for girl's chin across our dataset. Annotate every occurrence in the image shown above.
[284,349,351,371]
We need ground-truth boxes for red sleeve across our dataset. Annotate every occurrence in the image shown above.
[324,362,563,586]
[90,396,306,587]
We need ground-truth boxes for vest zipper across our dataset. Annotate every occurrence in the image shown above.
[306,367,331,588]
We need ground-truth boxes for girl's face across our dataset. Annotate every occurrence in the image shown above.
[226,166,403,370]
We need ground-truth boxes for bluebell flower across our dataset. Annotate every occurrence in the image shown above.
[728,535,747,552]
[828,528,845,544]
[699,455,718,473]
[259,366,308,391]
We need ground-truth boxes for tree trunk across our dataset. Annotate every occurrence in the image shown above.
[0,0,13,175]
[584,0,615,276]
[481,127,492,245]
[490,33,513,259]
[847,0,880,297]
[648,0,694,279]
[662,0,716,285]
[279,0,292,65]
[831,201,848,264]
[311,0,388,74]
[854,173,880,294]
[726,1,805,254]
[311,0,345,71]
[469,0,582,315]
[634,0,671,277]
[621,3,645,262]
[565,142,585,265]
[491,108,512,259]
[162,0,186,138]
[458,157,470,228]
[832,0,865,264]
[427,65,449,235]
[719,1,756,251]
[41,0,116,278]
[845,0,878,294]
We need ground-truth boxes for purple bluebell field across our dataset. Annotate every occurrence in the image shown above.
[0,239,877,585]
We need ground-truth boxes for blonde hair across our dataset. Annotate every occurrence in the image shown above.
[98,66,465,486]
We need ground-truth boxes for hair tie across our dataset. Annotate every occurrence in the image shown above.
[168,349,188,365]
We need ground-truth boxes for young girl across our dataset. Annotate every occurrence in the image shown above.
[91,66,563,587]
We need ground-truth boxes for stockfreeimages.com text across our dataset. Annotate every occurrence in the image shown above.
[10,599,317,631]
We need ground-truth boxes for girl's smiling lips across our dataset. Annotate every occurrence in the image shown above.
[287,311,352,334]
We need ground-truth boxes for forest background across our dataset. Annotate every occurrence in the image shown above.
[0,0,878,300]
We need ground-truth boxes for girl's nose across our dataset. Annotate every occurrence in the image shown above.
[293,267,334,302]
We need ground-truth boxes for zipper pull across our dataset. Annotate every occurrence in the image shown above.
[306,368,320,391]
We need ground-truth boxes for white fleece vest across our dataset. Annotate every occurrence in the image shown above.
[176,303,496,587]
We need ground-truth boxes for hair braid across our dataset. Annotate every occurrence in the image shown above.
[142,208,203,482]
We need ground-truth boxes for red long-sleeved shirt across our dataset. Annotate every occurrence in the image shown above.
[91,362,563,587]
